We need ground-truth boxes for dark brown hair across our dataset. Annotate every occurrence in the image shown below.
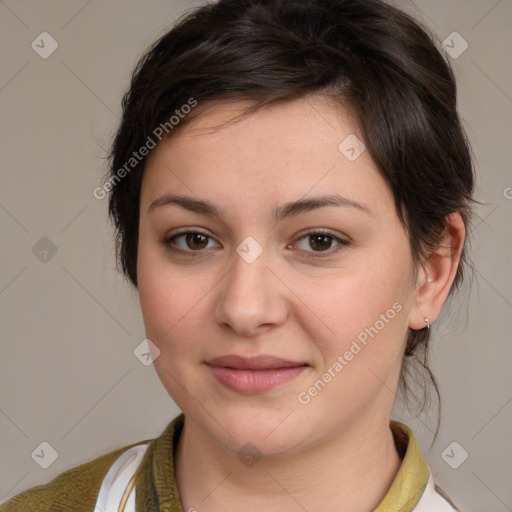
[107,0,475,429]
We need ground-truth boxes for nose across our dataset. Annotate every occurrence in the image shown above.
[214,253,289,338]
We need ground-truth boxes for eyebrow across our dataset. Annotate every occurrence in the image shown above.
[148,193,372,221]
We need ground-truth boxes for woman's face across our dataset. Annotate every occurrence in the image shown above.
[137,96,421,456]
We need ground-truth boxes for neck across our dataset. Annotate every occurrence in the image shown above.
[175,414,402,512]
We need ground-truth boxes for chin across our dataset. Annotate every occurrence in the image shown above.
[194,402,313,458]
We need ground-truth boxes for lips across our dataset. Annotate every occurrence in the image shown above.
[206,354,307,370]
[206,355,309,394]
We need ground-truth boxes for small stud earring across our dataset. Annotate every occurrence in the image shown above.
[424,318,430,330]
[427,276,433,283]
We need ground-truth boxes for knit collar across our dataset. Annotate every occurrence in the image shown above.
[375,420,430,511]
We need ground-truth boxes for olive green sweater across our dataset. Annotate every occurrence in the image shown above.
[1,415,185,512]
[1,414,458,511]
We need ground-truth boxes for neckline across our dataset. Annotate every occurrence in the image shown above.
[147,414,429,511]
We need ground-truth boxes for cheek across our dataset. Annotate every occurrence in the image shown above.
[292,272,410,417]
[137,244,205,353]
[291,244,413,368]
[137,247,213,406]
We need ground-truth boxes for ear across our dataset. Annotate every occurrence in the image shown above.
[408,213,465,330]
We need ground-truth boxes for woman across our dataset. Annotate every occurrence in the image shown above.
[1,0,474,510]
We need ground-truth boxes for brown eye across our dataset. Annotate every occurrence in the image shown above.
[309,234,334,251]
[164,231,220,253]
[293,230,348,257]
[185,233,209,250]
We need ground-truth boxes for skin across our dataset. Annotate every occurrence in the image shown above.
[137,95,465,511]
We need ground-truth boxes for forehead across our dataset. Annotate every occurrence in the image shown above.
[141,96,393,217]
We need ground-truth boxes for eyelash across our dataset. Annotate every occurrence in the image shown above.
[162,229,348,259]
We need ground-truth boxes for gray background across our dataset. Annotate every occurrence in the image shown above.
[1,0,511,510]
